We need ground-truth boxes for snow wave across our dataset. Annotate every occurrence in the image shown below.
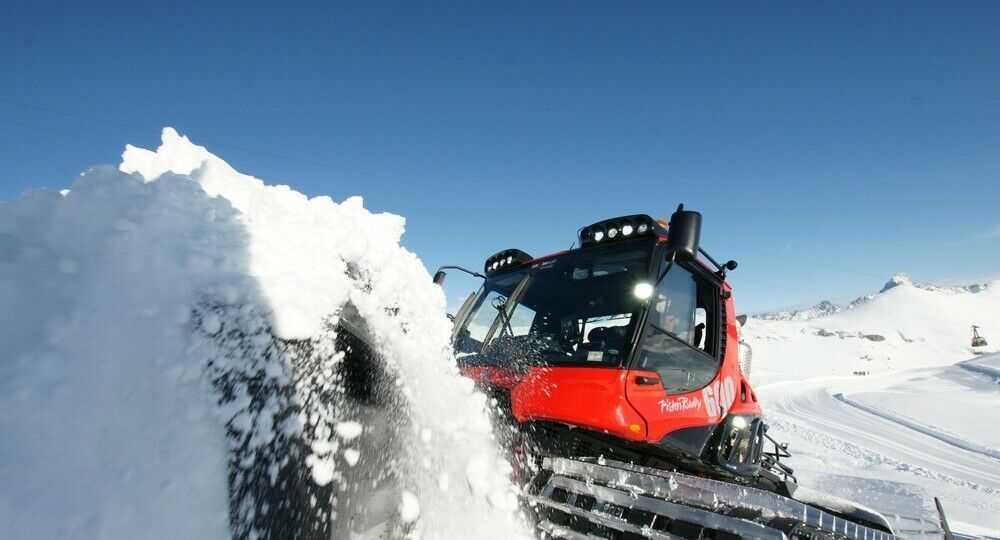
[0,168,238,538]
[0,129,526,538]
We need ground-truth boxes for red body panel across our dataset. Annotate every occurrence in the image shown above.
[460,366,524,389]
[510,367,648,441]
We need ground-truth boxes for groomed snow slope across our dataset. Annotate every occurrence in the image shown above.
[746,278,1000,536]
[0,129,527,539]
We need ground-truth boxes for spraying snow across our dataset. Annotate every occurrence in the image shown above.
[0,128,526,538]
[0,168,236,538]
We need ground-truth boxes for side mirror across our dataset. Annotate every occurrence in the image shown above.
[665,204,702,262]
[736,314,747,327]
[432,265,486,285]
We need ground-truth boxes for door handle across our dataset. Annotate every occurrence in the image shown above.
[634,375,660,386]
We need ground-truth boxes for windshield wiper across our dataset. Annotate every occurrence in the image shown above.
[491,296,515,339]
[480,275,532,355]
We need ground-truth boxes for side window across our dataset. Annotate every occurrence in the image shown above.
[637,263,721,394]
[650,266,697,345]
[637,329,717,393]
[507,303,536,337]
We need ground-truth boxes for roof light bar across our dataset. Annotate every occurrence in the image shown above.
[579,214,665,247]
[484,248,533,276]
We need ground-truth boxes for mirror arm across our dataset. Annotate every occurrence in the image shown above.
[698,247,723,271]
[697,248,738,279]
[436,265,486,280]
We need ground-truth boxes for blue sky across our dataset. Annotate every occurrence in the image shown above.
[1,1,998,312]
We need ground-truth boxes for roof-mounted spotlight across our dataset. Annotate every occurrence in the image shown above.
[579,214,665,247]
[484,249,533,276]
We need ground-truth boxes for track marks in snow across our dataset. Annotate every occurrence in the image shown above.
[960,355,1000,382]
[833,393,1000,461]
[769,415,999,503]
[776,392,998,485]
[764,377,1000,528]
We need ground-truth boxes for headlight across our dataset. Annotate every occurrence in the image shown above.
[633,282,654,300]
[715,414,764,476]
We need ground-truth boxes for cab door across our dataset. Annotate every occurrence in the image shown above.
[624,258,729,447]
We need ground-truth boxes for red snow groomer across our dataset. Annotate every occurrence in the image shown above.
[435,207,896,539]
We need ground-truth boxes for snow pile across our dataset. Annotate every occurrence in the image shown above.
[0,168,238,537]
[745,274,1000,384]
[120,131,405,339]
[1,129,526,538]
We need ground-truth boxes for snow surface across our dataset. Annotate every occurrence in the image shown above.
[1,128,527,539]
[0,167,241,538]
[120,129,407,340]
[964,354,1000,380]
[399,490,421,524]
[747,274,1000,383]
[747,276,1000,536]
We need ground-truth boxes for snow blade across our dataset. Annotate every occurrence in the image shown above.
[526,457,896,540]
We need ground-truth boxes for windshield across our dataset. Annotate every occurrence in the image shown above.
[454,241,654,369]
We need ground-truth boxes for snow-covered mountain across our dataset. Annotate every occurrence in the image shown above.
[746,273,998,383]
[755,273,994,322]
[745,274,1000,535]
[755,299,843,321]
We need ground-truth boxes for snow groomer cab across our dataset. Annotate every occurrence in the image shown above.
[439,207,767,482]
[434,207,897,539]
